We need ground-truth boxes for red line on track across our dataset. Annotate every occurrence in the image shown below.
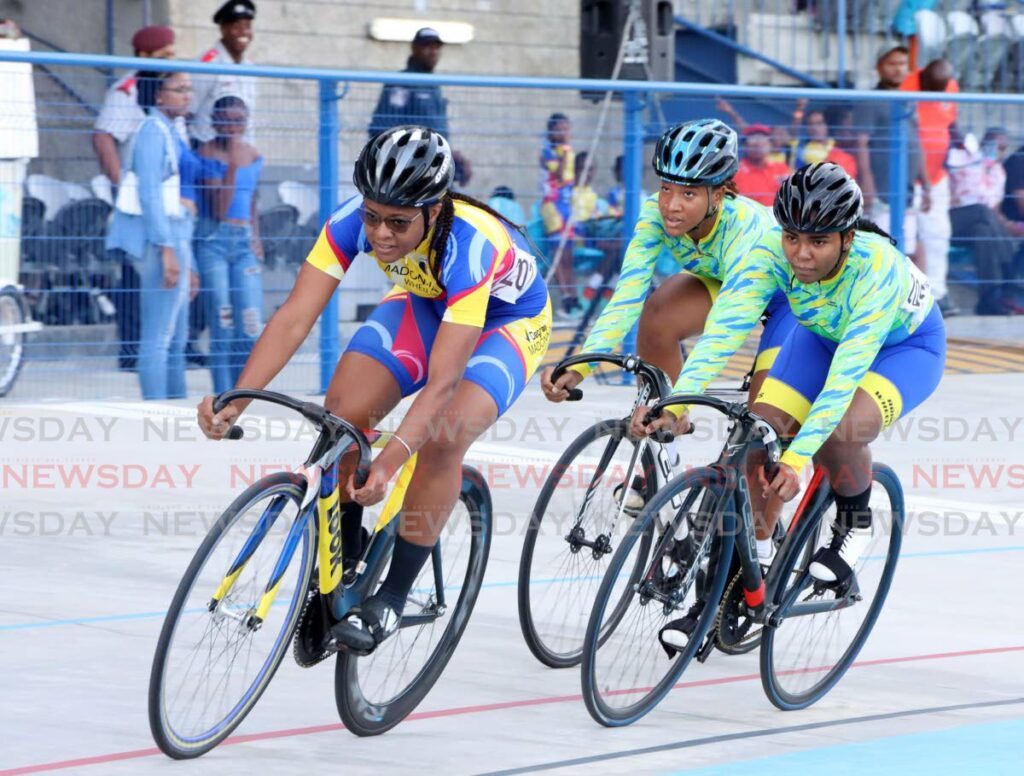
[4,644,1023,775]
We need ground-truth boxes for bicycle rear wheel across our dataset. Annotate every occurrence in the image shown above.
[581,467,733,727]
[760,464,904,710]
[335,466,492,736]
[518,418,656,668]
[149,473,313,758]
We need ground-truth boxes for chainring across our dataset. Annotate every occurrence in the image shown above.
[714,569,762,655]
[293,587,337,668]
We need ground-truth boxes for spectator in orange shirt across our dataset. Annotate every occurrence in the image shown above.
[901,58,959,316]
[793,108,858,178]
[734,124,790,206]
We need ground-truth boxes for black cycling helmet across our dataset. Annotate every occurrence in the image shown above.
[652,119,739,185]
[774,162,864,233]
[353,125,454,207]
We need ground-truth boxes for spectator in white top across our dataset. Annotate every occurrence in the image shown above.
[948,126,1023,315]
[92,25,177,187]
[191,0,257,144]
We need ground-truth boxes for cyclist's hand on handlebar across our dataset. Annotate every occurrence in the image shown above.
[630,405,691,439]
[759,461,800,502]
[346,460,391,507]
[197,395,240,440]
[541,366,583,403]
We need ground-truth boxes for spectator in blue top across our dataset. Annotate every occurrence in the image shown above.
[195,94,264,394]
[368,27,449,138]
[106,70,200,401]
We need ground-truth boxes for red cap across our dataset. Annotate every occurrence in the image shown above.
[744,123,772,137]
[131,25,174,55]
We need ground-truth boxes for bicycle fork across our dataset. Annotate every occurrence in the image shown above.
[209,465,322,631]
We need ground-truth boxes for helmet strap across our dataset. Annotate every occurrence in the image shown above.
[687,185,718,237]
[421,204,432,244]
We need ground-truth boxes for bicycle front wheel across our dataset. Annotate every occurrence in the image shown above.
[0,285,28,397]
[518,418,656,668]
[335,466,492,736]
[149,473,314,758]
[760,463,904,710]
[582,467,733,727]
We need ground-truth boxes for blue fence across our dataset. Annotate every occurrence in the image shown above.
[1,49,1022,402]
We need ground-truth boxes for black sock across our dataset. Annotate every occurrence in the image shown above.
[376,535,434,615]
[834,486,872,531]
[341,501,365,559]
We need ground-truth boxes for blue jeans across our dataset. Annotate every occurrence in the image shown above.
[134,215,193,400]
[195,220,263,395]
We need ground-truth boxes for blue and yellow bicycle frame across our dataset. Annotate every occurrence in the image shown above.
[208,431,419,629]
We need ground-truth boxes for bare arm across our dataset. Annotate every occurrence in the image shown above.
[92,131,121,185]
[230,263,338,409]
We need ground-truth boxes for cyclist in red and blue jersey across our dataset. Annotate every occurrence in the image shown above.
[198,126,551,650]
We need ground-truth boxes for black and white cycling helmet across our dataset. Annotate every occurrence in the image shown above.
[652,119,739,185]
[353,125,454,207]
[773,162,864,233]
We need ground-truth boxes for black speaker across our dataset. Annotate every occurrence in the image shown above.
[580,0,675,83]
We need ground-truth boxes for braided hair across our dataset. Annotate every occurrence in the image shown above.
[426,191,528,279]
[851,217,897,246]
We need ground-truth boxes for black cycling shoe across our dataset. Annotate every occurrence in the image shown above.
[329,594,401,655]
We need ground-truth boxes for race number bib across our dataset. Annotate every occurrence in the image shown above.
[491,246,538,304]
[901,259,931,324]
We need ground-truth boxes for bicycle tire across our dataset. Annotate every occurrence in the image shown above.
[581,466,734,727]
[0,286,28,398]
[518,418,657,668]
[149,473,313,759]
[760,463,904,710]
[334,466,493,736]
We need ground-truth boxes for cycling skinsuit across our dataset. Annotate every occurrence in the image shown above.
[571,193,797,379]
[305,196,552,415]
[670,228,945,473]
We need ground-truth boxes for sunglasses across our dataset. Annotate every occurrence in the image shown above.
[359,207,423,234]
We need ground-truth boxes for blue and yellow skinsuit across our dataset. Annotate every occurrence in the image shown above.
[667,229,946,473]
[570,193,797,379]
[305,196,552,414]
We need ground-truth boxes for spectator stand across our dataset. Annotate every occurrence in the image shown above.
[1,47,1022,401]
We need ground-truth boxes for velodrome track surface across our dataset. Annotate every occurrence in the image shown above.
[2,372,1022,774]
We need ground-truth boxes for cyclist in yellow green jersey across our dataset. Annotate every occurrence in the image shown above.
[541,120,798,514]
[643,162,945,583]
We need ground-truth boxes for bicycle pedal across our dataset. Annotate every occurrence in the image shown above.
[695,633,717,663]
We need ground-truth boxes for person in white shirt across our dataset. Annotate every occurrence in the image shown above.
[92,25,177,187]
[92,25,178,371]
[190,0,258,145]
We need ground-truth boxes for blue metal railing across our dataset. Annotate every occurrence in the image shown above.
[3,49,1017,396]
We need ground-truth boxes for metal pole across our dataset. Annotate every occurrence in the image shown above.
[318,79,340,394]
[621,90,645,361]
[106,0,114,56]
[836,0,847,89]
[887,98,908,252]
[143,0,152,27]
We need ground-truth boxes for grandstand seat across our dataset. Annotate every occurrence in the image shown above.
[277,181,319,228]
[24,174,90,221]
[971,12,1013,90]
[914,10,948,66]
[945,11,979,80]
[1008,14,1024,90]
[257,203,299,269]
[90,174,114,206]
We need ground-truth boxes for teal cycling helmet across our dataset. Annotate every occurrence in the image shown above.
[652,119,739,185]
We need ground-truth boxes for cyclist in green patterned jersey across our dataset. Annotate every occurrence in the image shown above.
[645,162,945,583]
[541,120,797,496]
